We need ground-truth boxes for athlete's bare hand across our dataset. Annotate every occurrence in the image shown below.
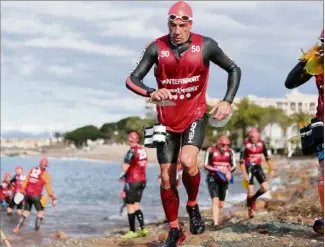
[209,101,232,120]
[150,89,173,101]
[244,174,250,182]
[52,199,57,207]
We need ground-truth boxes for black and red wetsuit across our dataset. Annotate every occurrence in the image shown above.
[126,33,241,236]
[126,34,241,104]
[240,139,270,185]
[123,145,147,204]
[126,33,241,164]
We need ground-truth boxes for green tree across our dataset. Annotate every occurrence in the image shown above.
[99,122,118,140]
[231,98,265,140]
[291,110,314,128]
[54,132,61,142]
[258,107,285,132]
[64,125,103,148]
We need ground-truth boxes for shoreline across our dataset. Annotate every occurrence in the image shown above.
[0,157,323,246]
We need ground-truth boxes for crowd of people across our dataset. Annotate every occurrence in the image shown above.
[124,1,323,246]
[1,1,323,246]
[117,127,277,240]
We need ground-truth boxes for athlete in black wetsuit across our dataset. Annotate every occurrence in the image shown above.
[127,36,240,103]
[126,2,241,246]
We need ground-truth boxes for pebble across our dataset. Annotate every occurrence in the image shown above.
[311,240,317,243]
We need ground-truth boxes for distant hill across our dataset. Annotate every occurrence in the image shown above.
[1,131,51,139]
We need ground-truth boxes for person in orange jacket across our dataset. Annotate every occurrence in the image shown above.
[13,157,57,233]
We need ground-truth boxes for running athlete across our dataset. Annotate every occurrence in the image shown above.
[13,158,57,233]
[204,136,236,226]
[7,166,26,216]
[120,132,149,239]
[240,128,274,218]
[0,173,13,208]
[284,29,324,234]
[125,2,241,245]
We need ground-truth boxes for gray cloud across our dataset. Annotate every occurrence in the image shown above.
[1,1,323,132]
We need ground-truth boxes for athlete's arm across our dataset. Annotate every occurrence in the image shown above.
[284,61,312,89]
[121,149,135,172]
[126,42,158,97]
[41,171,56,200]
[203,37,241,104]
[10,177,16,185]
[262,141,273,170]
[230,149,236,172]
[239,149,248,175]
[204,147,217,171]
[20,170,31,193]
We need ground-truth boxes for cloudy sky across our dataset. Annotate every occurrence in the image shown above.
[1,1,323,135]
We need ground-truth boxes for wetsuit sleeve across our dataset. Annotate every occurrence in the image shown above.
[203,37,241,104]
[126,42,158,97]
[21,170,31,193]
[124,149,135,165]
[230,149,236,171]
[204,148,213,167]
[284,61,312,89]
[239,149,245,164]
[41,171,56,200]
[10,177,16,185]
[262,141,271,161]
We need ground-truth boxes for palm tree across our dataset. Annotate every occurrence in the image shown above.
[291,110,314,128]
[232,98,264,141]
[54,132,61,142]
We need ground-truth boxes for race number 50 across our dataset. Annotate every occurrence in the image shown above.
[191,45,200,53]
[161,50,170,58]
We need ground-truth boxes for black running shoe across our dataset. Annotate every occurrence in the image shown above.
[162,228,186,247]
[186,204,205,234]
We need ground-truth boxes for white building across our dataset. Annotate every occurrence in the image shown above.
[207,89,317,116]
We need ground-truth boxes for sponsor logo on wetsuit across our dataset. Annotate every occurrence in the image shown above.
[160,75,200,85]
[169,86,199,94]
[188,122,197,144]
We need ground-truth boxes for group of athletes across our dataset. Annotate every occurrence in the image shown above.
[1,157,57,234]
[118,127,274,240]
[122,1,323,246]
[2,1,323,246]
